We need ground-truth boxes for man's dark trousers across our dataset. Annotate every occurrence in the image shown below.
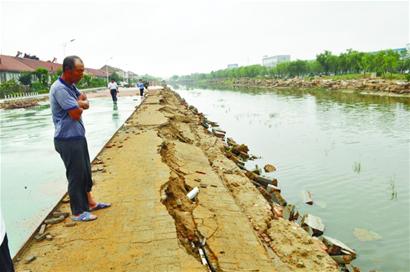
[0,234,15,272]
[110,89,117,102]
[54,138,93,215]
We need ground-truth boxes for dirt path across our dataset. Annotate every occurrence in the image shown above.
[14,89,338,272]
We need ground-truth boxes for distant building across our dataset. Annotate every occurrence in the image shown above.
[0,54,107,83]
[262,55,290,67]
[227,64,238,69]
[100,65,138,82]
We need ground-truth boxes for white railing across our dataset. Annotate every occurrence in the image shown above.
[0,87,107,103]
[3,92,40,101]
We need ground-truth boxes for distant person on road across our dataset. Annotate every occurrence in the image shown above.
[108,79,119,103]
[136,80,145,97]
[50,56,111,222]
[0,207,14,272]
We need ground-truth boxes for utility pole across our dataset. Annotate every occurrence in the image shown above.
[62,38,76,58]
[105,56,113,85]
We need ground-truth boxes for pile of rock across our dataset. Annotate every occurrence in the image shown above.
[0,99,40,109]
[217,132,359,271]
[232,77,410,94]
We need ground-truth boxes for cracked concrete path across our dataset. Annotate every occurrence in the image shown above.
[14,89,337,272]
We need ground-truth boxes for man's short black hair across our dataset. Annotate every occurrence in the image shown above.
[62,56,83,72]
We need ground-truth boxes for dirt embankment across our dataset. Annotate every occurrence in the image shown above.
[178,77,410,96]
[14,88,342,272]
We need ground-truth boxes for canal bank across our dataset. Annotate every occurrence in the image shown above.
[173,77,410,97]
[14,88,342,272]
[172,86,410,272]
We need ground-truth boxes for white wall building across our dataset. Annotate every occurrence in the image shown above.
[227,64,239,69]
[262,55,290,67]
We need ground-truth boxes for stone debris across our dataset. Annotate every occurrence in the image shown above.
[282,204,298,221]
[271,190,287,206]
[266,184,281,193]
[251,165,262,175]
[34,232,47,241]
[64,222,77,227]
[45,234,53,241]
[44,215,65,225]
[264,164,276,173]
[38,224,46,235]
[302,191,314,205]
[52,211,69,219]
[322,235,356,264]
[301,214,325,236]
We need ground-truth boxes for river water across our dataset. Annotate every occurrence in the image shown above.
[174,86,410,271]
[0,95,140,256]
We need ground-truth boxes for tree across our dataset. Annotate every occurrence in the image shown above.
[19,72,33,85]
[109,71,121,82]
[34,67,49,87]
[316,50,334,75]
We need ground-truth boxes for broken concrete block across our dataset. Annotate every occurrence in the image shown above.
[282,204,298,221]
[201,121,209,129]
[301,214,325,236]
[44,215,65,225]
[34,232,47,241]
[255,176,273,187]
[245,171,258,180]
[38,224,46,235]
[302,191,313,205]
[64,222,77,227]
[271,191,287,206]
[266,184,281,193]
[226,137,237,146]
[264,164,276,173]
[331,254,355,265]
[239,151,249,159]
[322,236,356,258]
[272,204,283,218]
[52,211,69,219]
[212,130,225,138]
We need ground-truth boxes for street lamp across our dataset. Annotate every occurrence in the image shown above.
[62,38,76,59]
[105,56,113,85]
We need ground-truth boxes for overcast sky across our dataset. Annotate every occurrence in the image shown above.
[0,0,408,78]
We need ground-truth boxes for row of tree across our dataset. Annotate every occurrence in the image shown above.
[0,68,109,98]
[171,49,410,81]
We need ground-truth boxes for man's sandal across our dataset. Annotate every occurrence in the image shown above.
[72,211,97,222]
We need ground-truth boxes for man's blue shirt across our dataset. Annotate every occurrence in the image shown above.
[49,78,85,140]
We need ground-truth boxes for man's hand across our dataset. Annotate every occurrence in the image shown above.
[78,93,87,100]
[77,92,89,109]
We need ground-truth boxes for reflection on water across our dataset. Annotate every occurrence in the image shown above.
[0,96,139,256]
[174,86,410,271]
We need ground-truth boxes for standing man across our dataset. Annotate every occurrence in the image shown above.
[136,79,145,97]
[50,56,111,222]
[0,207,14,272]
[108,79,119,103]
